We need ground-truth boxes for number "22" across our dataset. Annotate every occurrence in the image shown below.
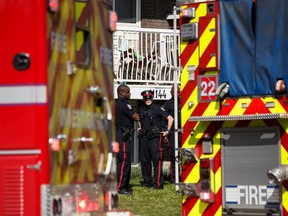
[200,80,216,97]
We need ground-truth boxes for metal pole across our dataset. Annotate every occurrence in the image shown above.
[173,5,180,193]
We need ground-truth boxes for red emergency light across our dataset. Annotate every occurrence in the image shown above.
[182,7,195,19]
[48,0,59,12]
[76,196,99,213]
[200,158,210,168]
[49,138,61,151]
[109,11,118,32]
[199,191,215,203]
[199,158,215,203]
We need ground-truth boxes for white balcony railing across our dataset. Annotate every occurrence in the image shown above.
[113,28,180,86]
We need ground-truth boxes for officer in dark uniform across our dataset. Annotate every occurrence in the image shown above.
[162,85,181,183]
[116,84,140,195]
[138,90,174,189]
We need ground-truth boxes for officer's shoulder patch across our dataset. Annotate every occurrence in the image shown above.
[127,104,132,109]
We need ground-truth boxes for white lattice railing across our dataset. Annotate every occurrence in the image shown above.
[113,28,180,86]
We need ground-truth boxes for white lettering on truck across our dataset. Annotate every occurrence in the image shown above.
[100,46,112,66]
[226,185,279,206]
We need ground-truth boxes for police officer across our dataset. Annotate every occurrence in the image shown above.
[116,84,140,195]
[162,85,181,183]
[138,90,174,189]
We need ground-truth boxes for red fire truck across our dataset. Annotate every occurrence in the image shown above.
[0,0,128,215]
[179,0,288,215]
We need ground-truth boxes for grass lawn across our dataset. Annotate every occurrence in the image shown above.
[117,165,182,216]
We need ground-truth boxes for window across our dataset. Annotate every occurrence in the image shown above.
[114,0,140,27]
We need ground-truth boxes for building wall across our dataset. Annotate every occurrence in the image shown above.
[141,0,176,29]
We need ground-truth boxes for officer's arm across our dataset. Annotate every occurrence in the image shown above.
[163,115,174,137]
[131,112,141,131]
[132,113,140,122]
[166,115,174,133]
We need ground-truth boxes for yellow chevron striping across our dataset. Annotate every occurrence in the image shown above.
[71,0,89,182]
[206,56,216,68]
[214,166,222,197]
[214,206,222,216]
[181,88,197,127]
[263,97,286,113]
[185,161,199,183]
[182,5,188,10]
[183,121,210,148]
[181,46,199,88]
[210,165,215,193]
[199,200,209,215]
[186,199,207,216]
[280,145,288,165]
[180,2,207,85]
[278,119,288,135]
[202,101,219,117]
[199,18,215,57]
[75,2,88,26]
[228,98,252,115]
[180,40,189,55]
[195,4,207,22]
[181,4,220,216]
[49,0,71,184]
[203,71,218,76]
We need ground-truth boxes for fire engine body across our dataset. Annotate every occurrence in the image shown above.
[179,0,288,215]
[0,0,122,215]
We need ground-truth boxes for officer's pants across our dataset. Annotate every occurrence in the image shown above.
[116,131,131,191]
[140,134,164,189]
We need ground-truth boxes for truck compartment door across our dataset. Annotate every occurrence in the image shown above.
[221,127,280,215]
[0,154,41,216]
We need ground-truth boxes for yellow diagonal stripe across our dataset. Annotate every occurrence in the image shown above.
[185,163,199,183]
[199,18,215,57]
[183,121,210,148]
[214,167,222,196]
[187,199,207,216]
[228,98,252,115]
[206,56,216,68]
[280,145,288,165]
[261,97,286,113]
[282,185,288,214]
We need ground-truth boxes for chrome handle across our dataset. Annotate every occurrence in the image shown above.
[72,137,94,142]
[48,134,67,144]
[68,150,77,165]
[87,86,113,175]
[27,161,42,172]
[86,86,102,94]
[103,96,112,121]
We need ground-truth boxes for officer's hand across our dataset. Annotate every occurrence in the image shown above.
[137,128,143,138]
[162,131,169,137]
[163,136,169,145]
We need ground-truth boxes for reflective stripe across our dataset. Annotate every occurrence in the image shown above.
[189,113,288,121]
[0,85,47,104]
[0,149,41,155]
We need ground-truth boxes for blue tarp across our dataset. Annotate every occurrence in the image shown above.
[219,0,288,97]
[255,0,288,95]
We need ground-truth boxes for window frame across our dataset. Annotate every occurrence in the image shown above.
[114,0,141,28]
